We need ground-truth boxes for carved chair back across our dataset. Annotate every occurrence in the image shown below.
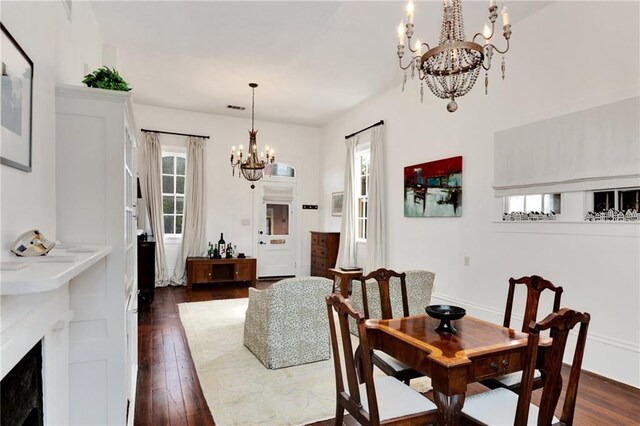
[360,268,409,320]
[504,275,564,333]
[515,308,591,426]
[326,293,380,426]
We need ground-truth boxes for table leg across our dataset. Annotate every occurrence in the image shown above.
[433,389,465,426]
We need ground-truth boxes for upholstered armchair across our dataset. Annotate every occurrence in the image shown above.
[243,276,333,369]
[349,270,435,334]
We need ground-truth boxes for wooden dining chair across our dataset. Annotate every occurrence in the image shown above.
[483,275,564,392]
[359,268,424,385]
[325,294,438,426]
[461,307,591,426]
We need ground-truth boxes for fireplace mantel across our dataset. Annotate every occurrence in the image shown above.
[0,245,111,425]
[1,246,112,295]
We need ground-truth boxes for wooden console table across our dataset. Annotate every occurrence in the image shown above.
[186,257,257,289]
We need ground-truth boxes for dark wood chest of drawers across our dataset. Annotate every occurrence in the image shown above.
[310,231,340,278]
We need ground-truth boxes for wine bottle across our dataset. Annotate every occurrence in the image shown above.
[218,233,225,258]
[207,242,213,259]
[213,246,219,259]
[226,243,233,258]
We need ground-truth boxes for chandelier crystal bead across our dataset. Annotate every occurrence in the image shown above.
[230,83,276,189]
[396,0,512,111]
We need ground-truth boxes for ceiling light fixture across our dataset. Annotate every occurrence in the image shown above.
[397,0,512,112]
[230,83,275,189]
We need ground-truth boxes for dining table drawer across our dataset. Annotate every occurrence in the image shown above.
[471,349,522,381]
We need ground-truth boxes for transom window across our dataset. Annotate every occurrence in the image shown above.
[356,149,370,241]
[504,193,561,214]
[593,188,640,212]
[162,154,186,235]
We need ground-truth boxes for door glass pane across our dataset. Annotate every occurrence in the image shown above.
[266,203,289,235]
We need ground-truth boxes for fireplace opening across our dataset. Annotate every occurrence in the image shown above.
[1,340,44,426]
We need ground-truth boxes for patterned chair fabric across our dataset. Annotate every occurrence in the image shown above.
[243,276,333,369]
[349,270,435,334]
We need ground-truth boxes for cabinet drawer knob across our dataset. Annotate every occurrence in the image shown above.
[502,359,509,368]
[490,362,498,370]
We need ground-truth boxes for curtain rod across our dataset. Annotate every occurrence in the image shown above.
[141,128,210,139]
[345,120,384,140]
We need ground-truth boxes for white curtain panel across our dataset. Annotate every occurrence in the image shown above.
[142,132,169,286]
[172,136,208,284]
[337,136,358,268]
[365,126,386,272]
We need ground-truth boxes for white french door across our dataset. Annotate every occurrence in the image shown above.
[255,181,296,277]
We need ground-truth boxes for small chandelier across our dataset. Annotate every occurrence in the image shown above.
[230,83,275,189]
[396,0,512,112]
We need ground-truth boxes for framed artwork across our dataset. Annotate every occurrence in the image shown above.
[1,23,33,172]
[404,156,462,217]
[332,192,344,216]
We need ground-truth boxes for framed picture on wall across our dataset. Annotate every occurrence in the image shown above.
[1,23,33,172]
[332,192,344,216]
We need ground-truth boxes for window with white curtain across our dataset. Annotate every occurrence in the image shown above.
[162,153,186,235]
[356,148,370,241]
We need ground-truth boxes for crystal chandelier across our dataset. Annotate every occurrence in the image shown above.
[397,0,512,112]
[230,83,275,189]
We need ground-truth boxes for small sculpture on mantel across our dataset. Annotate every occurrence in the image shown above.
[11,229,56,256]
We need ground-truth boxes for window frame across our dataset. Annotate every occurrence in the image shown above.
[592,187,640,212]
[355,144,370,242]
[503,193,562,215]
[161,152,186,237]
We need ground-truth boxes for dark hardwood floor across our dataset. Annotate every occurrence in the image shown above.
[134,285,640,426]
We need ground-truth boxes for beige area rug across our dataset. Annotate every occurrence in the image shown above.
[178,298,431,426]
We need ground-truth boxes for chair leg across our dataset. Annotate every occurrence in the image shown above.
[335,405,344,426]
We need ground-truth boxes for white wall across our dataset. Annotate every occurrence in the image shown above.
[319,1,640,387]
[134,104,321,278]
[0,1,103,250]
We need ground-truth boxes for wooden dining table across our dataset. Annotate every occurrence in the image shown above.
[365,313,550,426]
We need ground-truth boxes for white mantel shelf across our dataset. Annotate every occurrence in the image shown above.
[0,246,112,295]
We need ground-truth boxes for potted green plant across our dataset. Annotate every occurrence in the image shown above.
[82,66,131,91]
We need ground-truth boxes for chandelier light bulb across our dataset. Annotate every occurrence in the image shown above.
[415,39,422,56]
[483,23,492,40]
[502,4,510,26]
[231,145,235,154]
[398,20,405,45]
[406,0,415,24]
[239,145,243,152]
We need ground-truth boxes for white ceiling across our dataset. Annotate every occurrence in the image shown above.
[92,1,551,127]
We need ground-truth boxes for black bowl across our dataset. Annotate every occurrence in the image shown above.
[425,305,466,334]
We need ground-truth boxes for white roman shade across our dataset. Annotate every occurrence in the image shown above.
[493,97,640,196]
[262,184,294,203]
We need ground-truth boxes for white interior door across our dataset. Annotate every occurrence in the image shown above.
[257,182,296,277]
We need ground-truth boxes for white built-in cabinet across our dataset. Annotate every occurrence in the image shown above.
[55,85,138,425]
